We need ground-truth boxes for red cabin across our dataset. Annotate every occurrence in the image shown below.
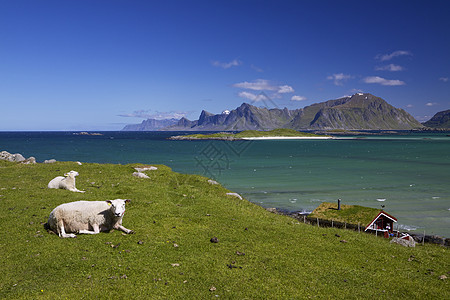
[365,211,397,237]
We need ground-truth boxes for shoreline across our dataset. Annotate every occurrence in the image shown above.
[169,135,333,141]
[241,136,334,140]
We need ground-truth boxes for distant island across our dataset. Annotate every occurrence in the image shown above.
[169,128,332,140]
[122,118,179,131]
[123,93,424,131]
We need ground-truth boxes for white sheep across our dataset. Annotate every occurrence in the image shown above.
[46,199,134,238]
[132,171,150,178]
[48,170,85,193]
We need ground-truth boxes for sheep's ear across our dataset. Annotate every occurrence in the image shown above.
[125,199,131,203]
[64,172,69,176]
[106,200,112,206]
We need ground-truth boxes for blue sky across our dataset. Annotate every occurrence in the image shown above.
[1,0,449,130]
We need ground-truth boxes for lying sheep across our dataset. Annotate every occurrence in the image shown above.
[46,199,134,238]
[48,170,85,193]
[132,171,150,178]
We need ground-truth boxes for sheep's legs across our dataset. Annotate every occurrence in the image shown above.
[78,224,100,235]
[69,188,85,193]
[58,220,76,238]
[115,224,134,234]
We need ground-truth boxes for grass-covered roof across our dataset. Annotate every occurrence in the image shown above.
[308,202,384,226]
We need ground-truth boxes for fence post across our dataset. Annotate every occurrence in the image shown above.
[358,223,360,233]
[317,218,319,228]
[423,230,425,246]
[303,215,305,223]
[332,220,333,228]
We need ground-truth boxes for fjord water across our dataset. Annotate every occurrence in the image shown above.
[1,131,449,237]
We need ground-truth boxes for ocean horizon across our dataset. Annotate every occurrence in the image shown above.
[1,131,449,237]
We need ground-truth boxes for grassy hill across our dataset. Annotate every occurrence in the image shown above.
[0,160,448,299]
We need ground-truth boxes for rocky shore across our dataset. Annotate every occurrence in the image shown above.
[0,151,36,164]
[0,150,60,164]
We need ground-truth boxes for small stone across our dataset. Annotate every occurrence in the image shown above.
[173,243,179,248]
[209,286,217,292]
[236,251,245,256]
[171,263,180,267]
[210,237,219,243]
[121,274,128,279]
[340,240,348,243]
[137,240,144,245]
[335,234,341,237]
[439,275,447,280]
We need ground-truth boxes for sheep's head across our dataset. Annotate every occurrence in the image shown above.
[107,199,131,217]
[64,170,79,177]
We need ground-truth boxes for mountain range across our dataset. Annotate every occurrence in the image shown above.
[122,93,424,131]
[122,118,179,131]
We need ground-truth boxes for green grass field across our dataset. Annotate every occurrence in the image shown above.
[0,160,448,299]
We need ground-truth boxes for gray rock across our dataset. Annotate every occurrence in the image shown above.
[0,151,26,162]
[226,192,242,200]
[134,166,157,172]
[44,159,57,164]
[23,157,36,164]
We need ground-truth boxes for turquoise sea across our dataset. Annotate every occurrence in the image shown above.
[1,131,449,237]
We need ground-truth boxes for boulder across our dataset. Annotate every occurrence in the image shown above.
[1,151,26,162]
[134,166,157,172]
[226,192,243,200]
[22,157,36,164]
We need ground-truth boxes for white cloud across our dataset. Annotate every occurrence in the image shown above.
[211,59,242,69]
[118,110,188,120]
[415,115,431,122]
[426,102,437,106]
[251,64,264,72]
[376,50,412,61]
[291,95,307,101]
[238,91,269,102]
[278,85,295,94]
[375,64,404,72]
[233,79,278,91]
[363,76,405,86]
[327,73,352,86]
[233,79,294,94]
[406,104,414,108]
[439,77,449,82]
